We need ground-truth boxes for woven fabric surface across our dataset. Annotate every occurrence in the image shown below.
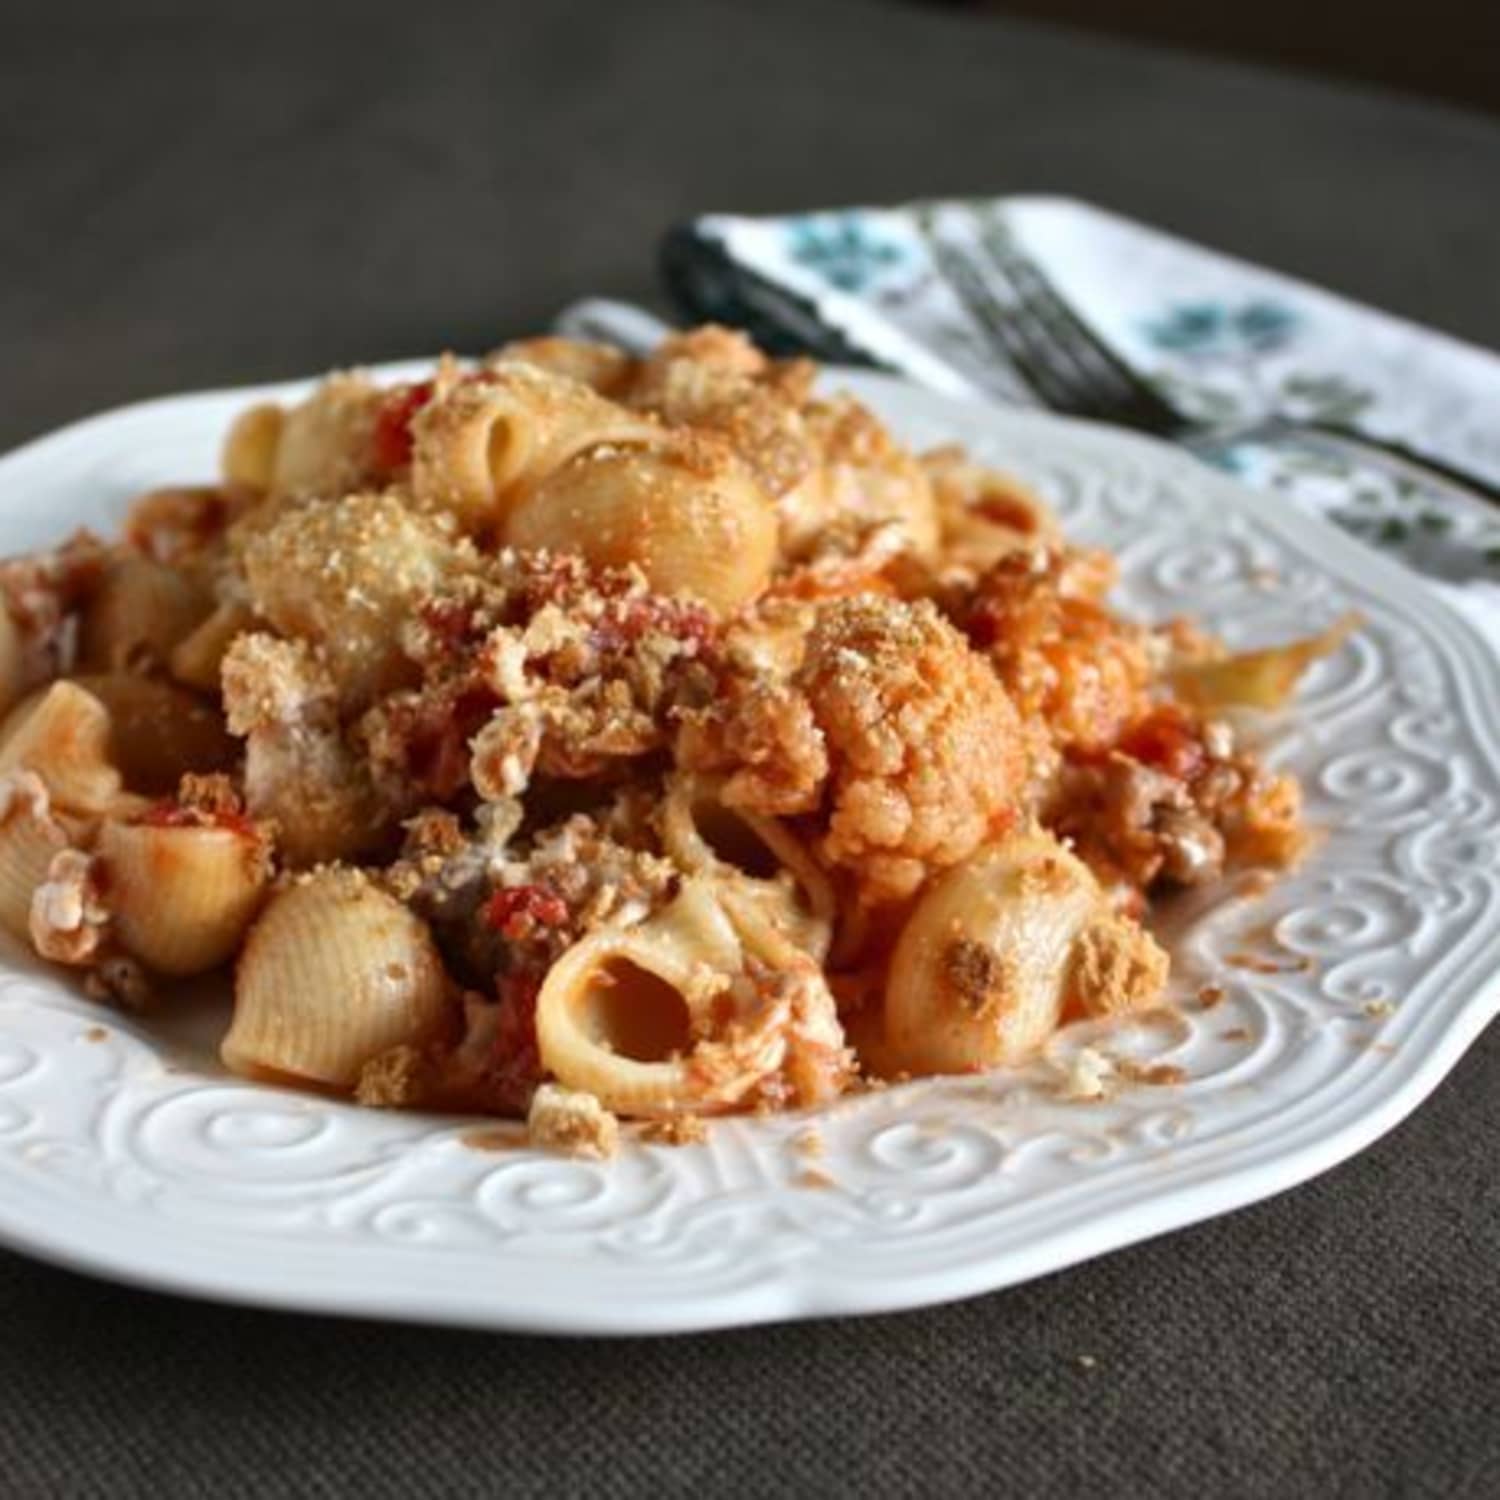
[2,2,1499,1494]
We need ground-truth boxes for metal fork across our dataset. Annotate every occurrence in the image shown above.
[931,227,1500,509]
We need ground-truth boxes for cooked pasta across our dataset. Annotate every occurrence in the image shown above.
[0,327,1331,1154]
[98,812,271,976]
[503,434,779,613]
[224,866,451,1087]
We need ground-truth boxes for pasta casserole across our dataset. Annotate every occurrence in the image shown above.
[0,328,1341,1157]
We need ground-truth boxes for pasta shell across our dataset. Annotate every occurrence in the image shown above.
[99,817,271,976]
[659,772,834,960]
[411,364,658,531]
[882,828,1163,1076]
[270,373,382,498]
[0,772,72,943]
[78,556,215,673]
[505,436,779,614]
[535,878,848,1117]
[223,868,451,1089]
[0,682,127,816]
[0,606,24,722]
[169,599,257,693]
[535,883,743,1117]
[69,674,236,796]
[923,445,1061,571]
[221,403,285,490]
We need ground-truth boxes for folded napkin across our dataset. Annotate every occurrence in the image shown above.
[556,196,1500,637]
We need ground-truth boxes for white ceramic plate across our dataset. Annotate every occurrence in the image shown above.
[0,368,1496,1336]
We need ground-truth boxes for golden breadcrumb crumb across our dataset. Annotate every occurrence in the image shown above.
[639,1115,708,1147]
[355,1045,432,1108]
[527,1084,621,1160]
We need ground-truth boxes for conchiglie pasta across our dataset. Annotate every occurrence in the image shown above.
[269,373,382,498]
[504,435,779,614]
[0,606,24,721]
[659,772,834,960]
[535,877,848,1117]
[169,599,257,693]
[223,868,451,1089]
[0,772,74,943]
[221,402,285,490]
[488,337,637,397]
[77,555,214,672]
[69,674,236,796]
[0,681,127,816]
[881,828,1168,1076]
[410,364,659,531]
[98,817,271,976]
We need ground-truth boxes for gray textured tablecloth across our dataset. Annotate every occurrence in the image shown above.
[3,3,1499,1495]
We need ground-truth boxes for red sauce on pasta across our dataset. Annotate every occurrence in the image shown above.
[369,379,435,475]
[1117,706,1206,781]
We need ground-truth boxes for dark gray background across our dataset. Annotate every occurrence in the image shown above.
[2,2,1499,1494]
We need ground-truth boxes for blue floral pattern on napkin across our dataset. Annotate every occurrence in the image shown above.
[679,198,1500,587]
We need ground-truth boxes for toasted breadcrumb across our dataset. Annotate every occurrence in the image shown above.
[795,1167,836,1190]
[1067,915,1171,1018]
[83,956,152,1011]
[1115,1060,1188,1087]
[527,1084,621,1160]
[355,1045,431,1108]
[1058,1046,1114,1102]
[30,851,109,966]
[639,1115,708,1147]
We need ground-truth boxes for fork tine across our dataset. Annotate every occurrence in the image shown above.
[977,248,1148,424]
[978,220,1185,432]
[952,238,1150,426]
[929,235,1080,410]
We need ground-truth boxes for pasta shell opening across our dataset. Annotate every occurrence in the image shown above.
[578,958,694,1064]
[486,414,528,496]
[70,674,236,796]
[688,797,783,882]
[661,774,835,960]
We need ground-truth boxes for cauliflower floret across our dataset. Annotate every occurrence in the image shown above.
[682,595,1030,907]
[799,597,1030,905]
[959,547,1151,755]
[696,595,1024,910]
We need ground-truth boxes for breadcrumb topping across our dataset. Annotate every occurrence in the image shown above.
[527,1083,620,1160]
[0,325,1320,1145]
